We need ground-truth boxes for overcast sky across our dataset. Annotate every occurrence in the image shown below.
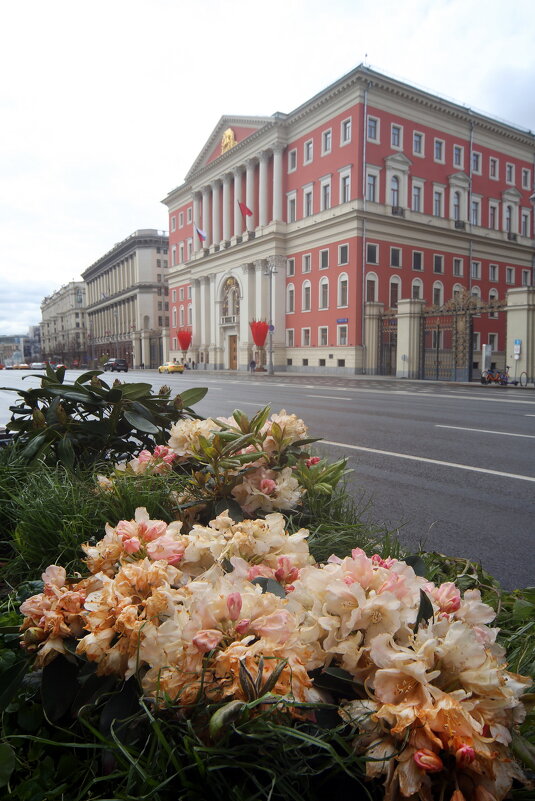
[1,0,534,336]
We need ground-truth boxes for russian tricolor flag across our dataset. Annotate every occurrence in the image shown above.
[194,225,207,242]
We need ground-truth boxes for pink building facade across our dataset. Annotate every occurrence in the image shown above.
[163,66,534,374]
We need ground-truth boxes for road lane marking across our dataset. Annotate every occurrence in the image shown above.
[306,394,352,401]
[436,424,535,440]
[321,440,535,483]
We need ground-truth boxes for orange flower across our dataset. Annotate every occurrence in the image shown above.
[413,748,444,772]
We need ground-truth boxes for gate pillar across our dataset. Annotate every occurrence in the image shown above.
[364,302,384,374]
[396,299,425,378]
[505,288,535,383]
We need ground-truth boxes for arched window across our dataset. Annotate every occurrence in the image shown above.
[319,277,329,309]
[412,278,423,300]
[453,283,463,298]
[389,276,401,308]
[390,175,400,206]
[338,273,348,307]
[302,280,311,312]
[286,283,295,313]
[366,272,378,302]
[489,288,499,318]
[432,281,444,307]
[453,191,461,221]
[471,286,481,299]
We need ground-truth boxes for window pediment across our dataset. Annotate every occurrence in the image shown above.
[384,152,412,171]
[502,187,522,202]
[448,171,470,188]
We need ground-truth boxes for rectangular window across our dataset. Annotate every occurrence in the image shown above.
[187,285,191,299]
[322,129,332,154]
[287,193,296,222]
[337,325,348,346]
[471,261,481,279]
[471,199,480,226]
[302,254,311,273]
[171,289,177,302]
[171,246,177,266]
[367,173,377,202]
[288,148,297,172]
[390,247,401,267]
[179,211,184,227]
[453,258,463,277]
[489,157,498,179]
[187,207,192,223]
[472,152,481,173]
[453,145,463,168]
[366,243,378,264]
[521,212,529,238]
[367,116,379,141]
[287,258,295,276]
[433,254,444,273]
[304,188,313,217]
[286,329,294,347]
[171,216,176,231]
[522,168,531,190]
[506,163,515,184]
[366,278,376,302]
[472,332,480,351]
[506,267,515,284]
[412,282,421,299]
[338,278,348,307]
[413,131,423,155]
[433,190,443,217]
[321,180,331,211]
[319,326,328,346]
[302,328,311,347]
[340,172,351,203]
[489,204,498,230]
[319,249,329,269]
[302,284,311,311]
[488,334,497,350]
[341,117,352,144]
[522,269,531,286]
[434,138,444,162]
[179,287,184,300]
[187,239,192,259]
[412,184,422,212]
[339,244,349,265]
[489,264,498,282]
[303,139,313,164]
[412,251,423,271]
[391,124,402,148]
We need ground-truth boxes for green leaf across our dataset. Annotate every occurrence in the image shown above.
[119,382,153,398]
[123,410,159,433]
[0,744,16,788]
[251,577,286,598]
[209,699,246,740]
[99,677,139,738]
[178,387,208,408]
[0,658,30,711]
[404,553,429,578]
[214,499,244,522]
[512,598,535,622]
[41,655,80,722]
[414,589,434,633]
[75,370,103,384]
[20,431,50,462]
[56,437,75,469]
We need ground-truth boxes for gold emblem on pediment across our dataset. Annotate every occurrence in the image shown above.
[221,127,237,154]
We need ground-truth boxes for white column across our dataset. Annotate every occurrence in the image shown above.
[212,179,221,245]
[222,174,232,242]
[193,192,201,252]
[245,158,255,232]
[259,151,269,227]
[233,166,244,237]
[272,144,284,222]
[202,186,211,246]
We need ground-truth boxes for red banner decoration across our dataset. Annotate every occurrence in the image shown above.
[250,320,269,347]
[177,329,192,352]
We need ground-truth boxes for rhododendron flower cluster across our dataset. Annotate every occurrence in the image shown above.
[20,510,529,801]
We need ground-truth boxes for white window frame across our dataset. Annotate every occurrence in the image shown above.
[171,215,176,232]
[318,277,329,310]
[337,324,348,346]
[319,249,329,270]
[472,151,482,175]
[391,123,403,150]
[303,185,313,217]
[321,128,332,155]
[338,243,349,265]
[433,254,444,274]
[302,253,311,273]
[522,269,531,286]
[286,258,295,277]
[171,289,177,302]
[434,138,445,163]
[179,211,184,228]
[522,168,531,190]
[179,306,184,327]
[413,131,424,157]
[339,167,351,203]
[412,278,423,299]
[179,243,184,263]
[302,280,311,312]
[187,207,192,223]
[288,148,297,173]
[389,276,401,308]
[432,281,444,306]
[366,272,378,302]
[453,258,464,277]
[172,307,177,328]
[318,326,328,347]
[488,333,498,351]
[471,260,481,280]
[433,186,445,217]
[340,117,352,145]
[471,198,481,226]
[453,144,464,169]
[412,251,424,271]
[489,263,499,282]
[367,115,380,142]
[301,327,311,347]
[366,242,378,265]
[286,329,294,347]
[489,201,499,230]
[390,247,402,268]
[171,245,177,266]
[286,283,295,313]
[179,287,184,300]
[187,305,192,325]
[412,180,424,212]
[287,191,297,223]
[506,163,515,184]
[489,158,499,180]
[320,176,332,211]
[303,139,313,165]
[506,267,515,285]
[521,210,530,238]
[337,273,349,307]
[186,238,192,259]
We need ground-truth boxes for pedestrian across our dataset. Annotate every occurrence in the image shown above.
[192,360,196,370]
[249,359,256,374]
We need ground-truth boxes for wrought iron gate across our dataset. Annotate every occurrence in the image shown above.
[379,313,397,375]
[420,311,472,381]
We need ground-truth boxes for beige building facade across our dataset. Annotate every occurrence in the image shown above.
[40,282,87,365]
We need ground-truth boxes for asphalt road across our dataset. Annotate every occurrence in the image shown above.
[1,368,534,589]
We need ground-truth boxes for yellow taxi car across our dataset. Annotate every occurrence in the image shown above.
[158,361,185,374]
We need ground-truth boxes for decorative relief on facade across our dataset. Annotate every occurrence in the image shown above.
[221,128,237,154]
[221,276,240,323]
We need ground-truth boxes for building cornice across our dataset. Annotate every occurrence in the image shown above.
[82,230,168,280]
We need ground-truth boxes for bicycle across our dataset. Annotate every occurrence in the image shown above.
[519,371,528,387]
[480,366,518,386]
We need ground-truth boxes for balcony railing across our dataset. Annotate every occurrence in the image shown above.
[507,232,517,241]
[220,315,238,326]
[454,220,466,230]
[391,206,405,217]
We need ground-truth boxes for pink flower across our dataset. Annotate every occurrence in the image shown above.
[371,554,396,568]
[122,536,141,554]
[137,450,153,464]
[306,456,321,467]
[253,610,293,643]
[274,556,299,583]
[431,582,461,613]
[455,744,475,766]
[248,565,275,581]
[41,565,67,588]
[413,749,444,772]
[259,478,277,495]
[235,619,251,634]
[153,445,177,464]
[226,593,242,621]
[192,629,223,653]
[146,534,184,565]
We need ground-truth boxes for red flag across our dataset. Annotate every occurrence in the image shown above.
[238,200,253,218]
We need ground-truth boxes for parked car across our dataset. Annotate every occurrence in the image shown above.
[14,363,30,369]
[103,358,128,373]
[30,362,46,369]
[158,361,184,374]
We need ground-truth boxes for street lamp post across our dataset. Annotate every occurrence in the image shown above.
[113,310,119,358]
[263,259,278,375]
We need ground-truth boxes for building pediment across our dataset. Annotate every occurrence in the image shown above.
[448,171,470,187]
[384,152,412,170]
[185,116,276,181]
[501,186,522,202]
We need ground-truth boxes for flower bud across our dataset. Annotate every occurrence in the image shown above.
[455,744,475,766]
[32,409,46,429]
[235,619,250,634]
[227,592,242,621]
[432,581,461,613]
[305,456,321,467]
[413,749,444,772]
[22,627,46,646]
